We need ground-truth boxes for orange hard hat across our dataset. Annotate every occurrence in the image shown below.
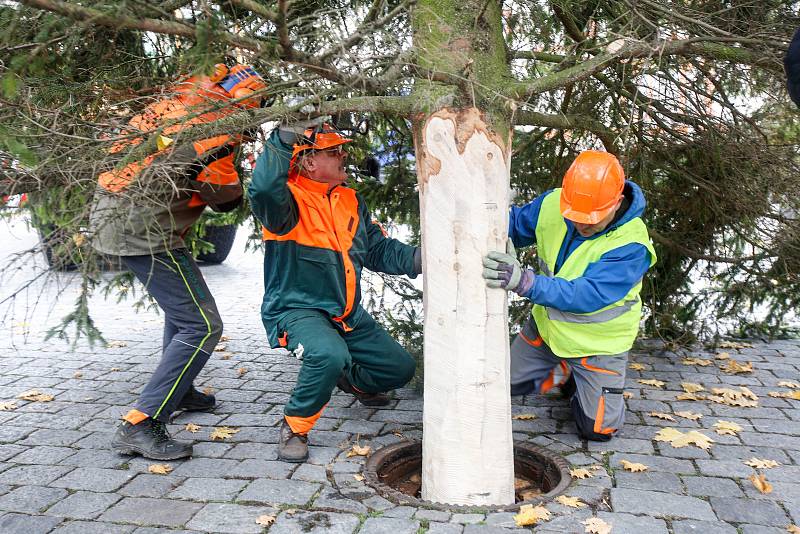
[560,150,625,225]
[291,123,352,161]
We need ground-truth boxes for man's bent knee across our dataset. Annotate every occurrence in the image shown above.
[571,396,616,442]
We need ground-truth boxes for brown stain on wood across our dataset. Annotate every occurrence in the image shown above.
[414,107,509,189]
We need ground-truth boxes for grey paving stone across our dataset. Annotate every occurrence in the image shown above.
[427,522,463,534]
[51,466,135,492]
[337,420,385,435]
[7,445,76,464]
[46,491,121,519]
[0,464,73,486]
[608,452,696,473]
[268,510,360,533]
[0,444,26,462]
[291,463,327,483]
[739,526,789,534]
[614,471,684,493]
[596,512,669,534]
[383,506,417,518]
[415,508,451,522]
[0,512,63,533]
[169,458,241,478]
[119,474,182,498]
[696,459,756,478]
[682,476,744,497]
[710,497,789,526]
[185,503,278,533]
[450,513,485,524]
[462,525,527,534]
[311,487,368,513]
[359,516,420,534]
[50,520,137,534]
[671,519,738,534]
[168,478,248,501]
[229,459,294,479]
[237,478,320,506]
[524,508,593,533]
[587,437,654,454]
[100,497,204,527]
[0,485,68,513]
[610,488,716,520]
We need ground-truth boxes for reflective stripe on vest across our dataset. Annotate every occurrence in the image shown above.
[547,298,639,324]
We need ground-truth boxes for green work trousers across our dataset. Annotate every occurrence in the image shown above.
[277,308,416,422]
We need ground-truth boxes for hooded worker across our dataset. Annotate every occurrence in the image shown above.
[482,151,657,441]
[90,64,267,460]
[248,121,421,462]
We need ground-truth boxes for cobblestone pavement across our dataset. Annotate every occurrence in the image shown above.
[1,218,800,533]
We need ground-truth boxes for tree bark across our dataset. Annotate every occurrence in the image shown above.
[414,108,514,505]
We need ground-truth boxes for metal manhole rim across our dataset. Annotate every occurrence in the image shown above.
[362,439,573,513]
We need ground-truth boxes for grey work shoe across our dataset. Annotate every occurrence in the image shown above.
[176,385,216,412]
[111,418,193,460]
[336,373,391,407]
[278,419,309,463]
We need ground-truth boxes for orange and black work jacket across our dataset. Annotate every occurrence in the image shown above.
[249,130,418,346]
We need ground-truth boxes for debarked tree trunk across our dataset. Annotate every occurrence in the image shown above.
[414,108,514,506]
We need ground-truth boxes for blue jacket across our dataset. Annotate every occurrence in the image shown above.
[785,27,800,108]
[508,181,652,313]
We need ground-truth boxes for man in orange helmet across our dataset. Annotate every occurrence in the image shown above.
[90,64,267,460]
[248,121,421,462]
[483,151,657,441]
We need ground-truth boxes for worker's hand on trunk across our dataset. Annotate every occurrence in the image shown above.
[482,240,535,297]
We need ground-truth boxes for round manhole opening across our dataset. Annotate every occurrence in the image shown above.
[363,440,572,512]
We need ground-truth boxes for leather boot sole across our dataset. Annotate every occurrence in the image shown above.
[277,450,309,463]
[111,441,193,461]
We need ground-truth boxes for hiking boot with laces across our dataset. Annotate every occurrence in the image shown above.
[336,374,391,407]
[176,385,216,412]
[111,418,193,460]
[278,419,308,463]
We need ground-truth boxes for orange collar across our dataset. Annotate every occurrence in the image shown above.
[291,173,347,194]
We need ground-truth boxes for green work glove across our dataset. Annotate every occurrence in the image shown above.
[482,240,536,296]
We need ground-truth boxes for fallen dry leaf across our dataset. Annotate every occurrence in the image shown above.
[628,363,645,371]
[622,391,633,399]
[106,340,127,348]
[185,423,201,433]
[720,360,754,374]
[556,495,587,508]
[750,473,773,494]
[739,386,759,401]
[512,414,537,420]
[353,473,365,482]
[202,386,215,396]
[715,352,731,360]
[745,457,779,469]
[620,459,648,472]
[638,379,665,389]
[649,411,676,422]
[514,504,551,526]
[681,382,705,394]
[73,372,83,379]
[570,468,593,479]
[214,343,227,351]
[708,387,758,408]
[219,352,233,360]
[787,525,800,534]
[769,391,800,401]
[778,381,800,389]
[0,401,17,411]
[110,368,121,372]
[237,367,248,376]
[17,390,54,402]
[255,514,276,527]
[583,517,612,534]
[713,420,743,436]
[675,411,703,421]
[148,464,173,475]
[588,464,603,471]
[347,443,371,457]
[655,427,714,450]
[210,427,239,441]
[682,358,713,366]
[718,340,752,349]
[219,335,230,342]
[676,392,706,401]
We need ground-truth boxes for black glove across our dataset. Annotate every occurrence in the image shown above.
[277,117,327,146]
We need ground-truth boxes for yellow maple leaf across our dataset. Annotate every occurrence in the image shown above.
[721,360,754,374]
[739,386,759,401]
[556,495,587,508]
[718,340,752,349]
[750,473,773,494]
[715,352,731,360]
[570,468,593,479]
[620,459,649,472]
[347,443,371,457]
[0,401,17,411]
[675,411,703,421]
[583,517,612,534]
[682,358,712,366]
[638,379,665,388]
[353,473,365,482]
[185,423,201,433]
[512,414,537,420]
[778,381,800,389]
[255,514,276,527]
[681,382,705,394]
[649,411,676,422]
[513,504,551,526]
[655,428,714,450]
[713,420,742,436]
[628,363,645,371]
[744,457,779,469]
[787,525,800,534]
[237,367,248,376]
[214,343,227,352]
[148,464,173,475]
[17,390,54,402]
[219,352,232,360]
[210,426,239,441]
[219,335,230,342]
[676,392,706,401]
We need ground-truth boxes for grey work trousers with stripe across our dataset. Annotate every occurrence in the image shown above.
[510,317,628,441]
[122,248,223,422]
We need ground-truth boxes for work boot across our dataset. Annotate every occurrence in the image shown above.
[337,373,391,407]
[176,385,216,412]
[111,418,193,460]
[560,374,577,400]
[278,420,309,463]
